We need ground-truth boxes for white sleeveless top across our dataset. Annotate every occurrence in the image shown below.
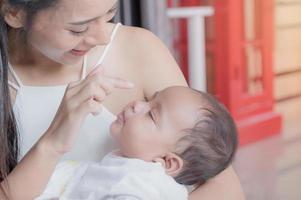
[9,23,122,162]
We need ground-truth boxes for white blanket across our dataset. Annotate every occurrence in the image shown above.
[36,153,188,200]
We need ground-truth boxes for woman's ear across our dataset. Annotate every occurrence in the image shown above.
[153,153,184,177]
[3,5,26,28]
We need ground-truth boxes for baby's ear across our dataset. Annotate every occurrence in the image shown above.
[153,153,184,177]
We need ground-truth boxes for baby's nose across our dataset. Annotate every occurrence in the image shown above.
[132,101,150,114]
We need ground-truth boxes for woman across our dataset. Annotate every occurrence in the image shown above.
[0,0,245,199]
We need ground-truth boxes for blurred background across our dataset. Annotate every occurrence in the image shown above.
[114,0,301,199]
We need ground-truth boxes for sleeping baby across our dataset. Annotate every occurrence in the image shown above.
[36,86,238,200]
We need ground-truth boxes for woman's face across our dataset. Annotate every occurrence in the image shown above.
[26,0,118,65]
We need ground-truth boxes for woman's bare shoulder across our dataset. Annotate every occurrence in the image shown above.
[88,25,154,69]
[118,25,158,42]
[118,25,169,56]
[118,25,188,98]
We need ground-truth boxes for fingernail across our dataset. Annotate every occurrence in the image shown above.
[127,82,135,88]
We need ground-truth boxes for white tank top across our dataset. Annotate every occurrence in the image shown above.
[9,23,122,162]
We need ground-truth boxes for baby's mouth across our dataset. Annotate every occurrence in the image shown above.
[116,111,125,124]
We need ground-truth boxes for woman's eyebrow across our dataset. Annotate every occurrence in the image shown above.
[69,16,100,26]
[68,2,118,25]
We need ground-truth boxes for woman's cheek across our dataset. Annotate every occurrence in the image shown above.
[55,32,82,50]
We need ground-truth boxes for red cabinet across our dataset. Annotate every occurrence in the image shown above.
[168,0,282,145]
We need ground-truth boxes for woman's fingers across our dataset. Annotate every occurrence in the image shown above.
[67,73,134,104]
[108,77,134,89]
[86,71,134,90]
[46,66,134,155]
[63,65,135,119]
[86,65,134,89]
[72,83,107,107]
[77,98,103,116]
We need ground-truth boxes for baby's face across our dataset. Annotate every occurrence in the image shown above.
[110,86,201,161]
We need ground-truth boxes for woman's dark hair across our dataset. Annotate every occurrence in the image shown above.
[0,0,58,197]
[0,2,18,182]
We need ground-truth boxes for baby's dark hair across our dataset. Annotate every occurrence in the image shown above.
[174,90,238,186]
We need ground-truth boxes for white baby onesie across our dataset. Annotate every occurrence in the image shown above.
[36,152,188,200]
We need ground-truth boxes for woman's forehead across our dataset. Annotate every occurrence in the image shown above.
[56,0,117,20]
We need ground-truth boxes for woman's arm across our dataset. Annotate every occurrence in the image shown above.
[1,68,134,200]
[0,138,61,200]
[131,27,245,200]
[189,166,245,200]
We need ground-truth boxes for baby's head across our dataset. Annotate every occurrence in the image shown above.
[110,86,238,185]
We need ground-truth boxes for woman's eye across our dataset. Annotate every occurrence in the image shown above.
[70,28,89,35]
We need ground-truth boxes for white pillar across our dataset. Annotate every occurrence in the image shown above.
[167,7,214,92]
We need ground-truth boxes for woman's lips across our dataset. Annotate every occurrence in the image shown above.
[70,49,89,56]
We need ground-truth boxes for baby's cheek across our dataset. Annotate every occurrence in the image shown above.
[109,123,121,138]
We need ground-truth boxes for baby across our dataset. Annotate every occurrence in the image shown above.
[37,86,238,200]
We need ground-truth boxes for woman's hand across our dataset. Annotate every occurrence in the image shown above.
[42,66,134,155]
[1,67,134,200]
